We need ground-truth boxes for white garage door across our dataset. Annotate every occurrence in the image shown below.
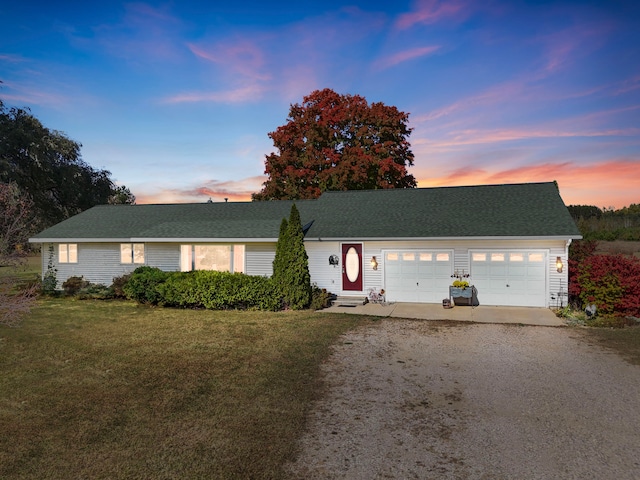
[471,251,547,307]
[385,251,453,303]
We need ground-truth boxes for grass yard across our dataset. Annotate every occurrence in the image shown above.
[0,299,372,479]
[582,325,640,366]
[0,253,41,278]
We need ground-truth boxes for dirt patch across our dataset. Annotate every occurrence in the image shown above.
[287,320,640,479]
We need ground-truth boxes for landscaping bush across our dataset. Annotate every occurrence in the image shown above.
[122,266,169,305]
[62,276,90,296]
[111,273,131,298]
[157,270,281,311]
[310,285,333,311]
[569,240,640,317]
[76,283,114,300]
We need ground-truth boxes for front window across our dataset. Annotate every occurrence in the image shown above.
[59,244,78,263]
[180,245,245,272]
[121,243,145,264]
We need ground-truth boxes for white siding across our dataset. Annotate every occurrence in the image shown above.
[245,243,276,277]
[48,243,140,288]
[146,243,180,271]
[306,241,342,293]
[548,241,571,309]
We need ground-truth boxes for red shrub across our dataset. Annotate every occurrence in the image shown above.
[570,242,640,317]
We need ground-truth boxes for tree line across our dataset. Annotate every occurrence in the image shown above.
[568,204,640,241]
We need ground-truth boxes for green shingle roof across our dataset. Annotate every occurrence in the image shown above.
[30,182,581,242]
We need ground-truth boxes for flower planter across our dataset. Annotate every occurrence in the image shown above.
[449,286,479,306]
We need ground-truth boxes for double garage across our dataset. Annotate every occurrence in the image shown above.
[383,249,548,308]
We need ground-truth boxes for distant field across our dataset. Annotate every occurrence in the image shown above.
[594,240,640,257]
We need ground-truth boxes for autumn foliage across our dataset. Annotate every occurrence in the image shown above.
[569,240,640,317]
[253,89,416,201]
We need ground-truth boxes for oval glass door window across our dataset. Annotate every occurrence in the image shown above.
[345,247,360,282]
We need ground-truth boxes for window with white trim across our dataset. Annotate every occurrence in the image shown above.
[180,245,245,273]
[121,243,145,264]
[59,244,78,263]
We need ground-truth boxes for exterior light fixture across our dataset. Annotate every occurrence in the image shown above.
[370,256,378,270]
[556,256,563,273]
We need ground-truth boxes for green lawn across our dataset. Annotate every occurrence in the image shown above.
[0,299,372,479]
[0,253,41,283]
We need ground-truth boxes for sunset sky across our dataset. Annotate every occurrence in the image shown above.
[2,0,638,208]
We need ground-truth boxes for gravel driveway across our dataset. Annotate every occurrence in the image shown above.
[287,320,640,479]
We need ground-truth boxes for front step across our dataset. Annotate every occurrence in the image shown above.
[332,295,368,307]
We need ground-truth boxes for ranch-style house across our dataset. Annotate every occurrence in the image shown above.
[30,181,582,308]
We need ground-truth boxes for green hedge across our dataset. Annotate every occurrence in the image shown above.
[122,266,170,305]
[124,268,281,311]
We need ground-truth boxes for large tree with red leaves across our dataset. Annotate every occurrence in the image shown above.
[252,89,416,201]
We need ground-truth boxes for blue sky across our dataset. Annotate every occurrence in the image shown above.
[2,0,639,208]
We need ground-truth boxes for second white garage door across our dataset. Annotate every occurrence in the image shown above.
[471,251,547,307]
[384,250,453,303]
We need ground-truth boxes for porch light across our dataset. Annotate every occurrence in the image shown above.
[370,256,378,270]
[556,256,563,273]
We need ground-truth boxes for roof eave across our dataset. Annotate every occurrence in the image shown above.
[29,237,280,243]
[305,235,583,241]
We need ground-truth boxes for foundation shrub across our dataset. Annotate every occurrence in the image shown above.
[62,276,90,296]
[76,283,114,300]
[157,270,281,311]
[310,285,332,311]
[111,274,131,298]
[122,266,169,305]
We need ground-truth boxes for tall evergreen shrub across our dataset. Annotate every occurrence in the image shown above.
[271,217,289,293]
[273,204,311,309]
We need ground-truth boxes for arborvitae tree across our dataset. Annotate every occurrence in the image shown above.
[283,204,311,309]
[272,204,311,309]
[271,217,289,294]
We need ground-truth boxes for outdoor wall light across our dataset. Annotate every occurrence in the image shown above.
[556,256,563,273]
[370,256,378,270]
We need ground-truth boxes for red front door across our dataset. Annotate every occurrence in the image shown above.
[342,243,363,291]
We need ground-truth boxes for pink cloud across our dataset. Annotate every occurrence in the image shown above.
[162,84,266,104]
[136,177,264,204]
[421,127,640,149]
[395,0,471,30]
[188,40,270,81]
[374,45,440,70]
[414,78,529,123]
[89,3,186,63]
[615,75,640,95]
[530,21,611,76]
[416,159,640,209]
[0,81,70,108]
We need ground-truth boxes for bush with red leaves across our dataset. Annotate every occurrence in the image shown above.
[569,240,640,317]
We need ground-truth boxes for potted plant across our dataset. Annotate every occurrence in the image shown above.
[450,279,471,299]
[449,271,478,306]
